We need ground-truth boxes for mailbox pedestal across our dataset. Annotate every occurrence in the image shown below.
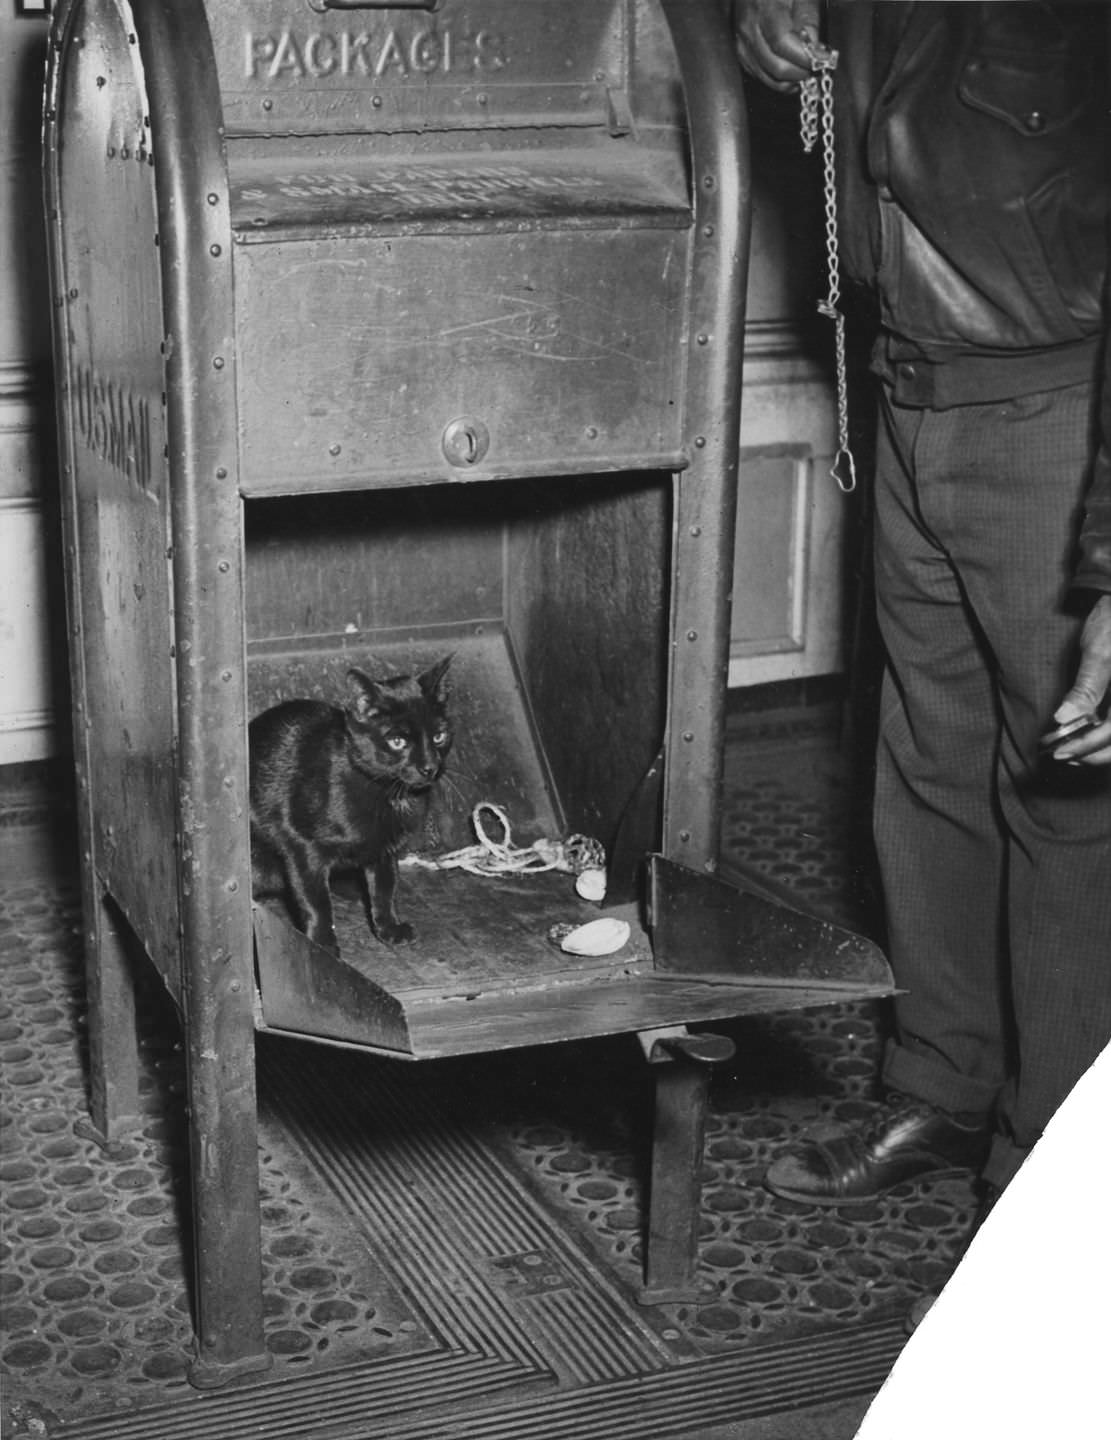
[45,0,892,1387]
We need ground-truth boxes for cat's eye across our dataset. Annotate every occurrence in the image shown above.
[433,730,449,746]
[386,735,408,752]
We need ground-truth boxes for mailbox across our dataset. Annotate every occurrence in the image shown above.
[44,0,892,1388]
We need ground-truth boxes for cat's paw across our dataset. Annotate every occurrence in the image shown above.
[375,919,415,945]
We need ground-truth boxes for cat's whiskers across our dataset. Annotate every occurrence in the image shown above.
[436,769,474,809]
[442,751,481,786]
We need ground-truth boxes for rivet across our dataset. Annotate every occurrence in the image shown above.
[223,775,234,788]
[207,193,219,206]
[585,426,598,439]
[694,435,707,448]
[230,980,241,993]
[225,878,239,893]
[329,443,342,456]
[215,466,227,479]
[217,560,230,574]
[690,525,702,537]
[209,244,221,257]
[372,94,383,108]
[679,829,691,842]
[703,174,716,190]
[221,667,233,680]
[686,630,698,641]
[682,731,694,743]
[703,224,715,237]
[696,333,709,346]
[213,356,224,370]
[262,98,273,111]
[476,93,488,106]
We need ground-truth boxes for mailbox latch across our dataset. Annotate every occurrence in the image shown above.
[442,416,491,469]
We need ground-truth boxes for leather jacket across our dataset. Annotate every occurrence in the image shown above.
[828,1,1111,592]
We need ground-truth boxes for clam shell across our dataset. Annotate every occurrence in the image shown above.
[559,917,630,956]
[574,867,607,902]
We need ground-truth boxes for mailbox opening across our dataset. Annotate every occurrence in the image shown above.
[244,472,676,1055]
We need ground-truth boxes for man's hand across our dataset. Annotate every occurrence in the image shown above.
[1050,593,1111,765]
[731,0,827,91]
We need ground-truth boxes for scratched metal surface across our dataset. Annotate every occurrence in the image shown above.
[209,0,636,138]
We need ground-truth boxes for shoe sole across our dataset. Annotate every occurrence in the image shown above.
[764,1162,978,1207]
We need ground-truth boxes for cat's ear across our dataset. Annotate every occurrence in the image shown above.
[418,654,453,702]
[346,667,387,721]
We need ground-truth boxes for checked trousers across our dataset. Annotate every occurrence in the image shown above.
[872,381,1111,1191]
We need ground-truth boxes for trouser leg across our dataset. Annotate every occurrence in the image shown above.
[872,398,1010,1118]
[874,385,1111,1182]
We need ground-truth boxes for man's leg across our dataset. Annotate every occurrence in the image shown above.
[874,399,1012,1118]
[766,383,1111,1204]
[927,386,1111,1190]
[765,395,1001,1204]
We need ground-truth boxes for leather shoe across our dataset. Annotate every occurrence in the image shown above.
[764,1095,992,1206]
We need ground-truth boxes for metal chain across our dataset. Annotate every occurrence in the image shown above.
[800,48,857,493]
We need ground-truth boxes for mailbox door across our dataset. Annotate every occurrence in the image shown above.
[234,224,688,492]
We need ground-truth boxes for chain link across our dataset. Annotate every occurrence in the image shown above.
[800,48,857,493]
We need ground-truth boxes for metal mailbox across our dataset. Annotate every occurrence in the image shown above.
[44,0,893,1388]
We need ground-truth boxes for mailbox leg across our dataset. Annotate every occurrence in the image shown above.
[185,1026,271,1389]
[76,890,143,1148]
[637,1028,735,1305]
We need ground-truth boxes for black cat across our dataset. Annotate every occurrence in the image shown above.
[249,657,453,952]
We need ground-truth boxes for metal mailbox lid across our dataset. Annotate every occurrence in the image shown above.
[206,0,694,492]
[207,0,635,138]
[234,223,689,493]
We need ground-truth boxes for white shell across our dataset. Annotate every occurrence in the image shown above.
[574,867,607,902]
[559,917,630,956]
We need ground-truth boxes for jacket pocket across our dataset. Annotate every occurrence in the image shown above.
[958,13,1093,137]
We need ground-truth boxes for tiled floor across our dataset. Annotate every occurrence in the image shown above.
[0,709,980,1440]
